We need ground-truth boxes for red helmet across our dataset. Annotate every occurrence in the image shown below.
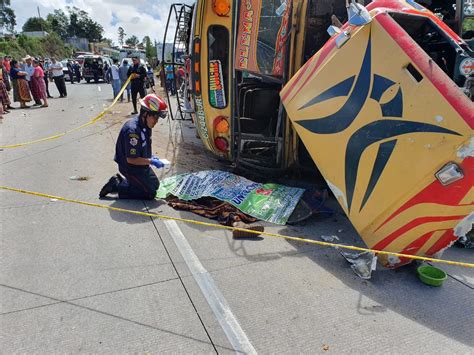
[140,94,168,118]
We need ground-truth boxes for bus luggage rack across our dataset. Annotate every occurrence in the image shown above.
[162,3,194,121]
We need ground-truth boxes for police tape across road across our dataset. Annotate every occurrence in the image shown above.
[0,77,132,149]
[1,185,473,269]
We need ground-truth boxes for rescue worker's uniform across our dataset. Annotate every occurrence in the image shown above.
[114,116,158,199]
[99,94,168,200]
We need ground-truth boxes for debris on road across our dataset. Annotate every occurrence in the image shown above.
[69,175,90,181]
[232,221,264,239]
[321,235,339,242]
[455,233,474,248]
[340,250,377,280]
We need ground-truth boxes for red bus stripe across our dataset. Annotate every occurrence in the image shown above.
[373,215,464,250]
[426,230,457,256]
[375,158,473,232]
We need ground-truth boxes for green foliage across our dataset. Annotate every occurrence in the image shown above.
[142,36,155,59]
[125,35,139,47]
[0,33,72,60]
[463,18,474,33]
[65,6,103,42]
[1,5,16,33]
[118,27,126,46]
[22,17,51,32]
[44,6,104,42]
[47,9,69,39]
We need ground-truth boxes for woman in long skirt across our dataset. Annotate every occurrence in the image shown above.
[10,60,32,108]
[0,66,11,114]
[32,59,48,107]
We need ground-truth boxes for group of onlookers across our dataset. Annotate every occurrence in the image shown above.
[0,55,75,118]
[160,63,186,97]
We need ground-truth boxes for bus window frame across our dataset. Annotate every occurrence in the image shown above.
[207,24,230,109]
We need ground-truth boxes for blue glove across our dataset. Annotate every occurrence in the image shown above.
[150,157,164,169]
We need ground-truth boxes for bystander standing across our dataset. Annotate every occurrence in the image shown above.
[0,63,11,114]
[127,56,147,114]
[106,59,121,99]
[49,58,67,98]
[119,59,131,102]
[10,59,32,108]
[24,55,42,106]
[32,59,48,107]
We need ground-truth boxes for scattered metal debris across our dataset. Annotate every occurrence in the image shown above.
[340,250,377,279]
[321,235,339,242]
[69,176,90,181]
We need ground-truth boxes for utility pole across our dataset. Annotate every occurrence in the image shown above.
[37,6,44,33]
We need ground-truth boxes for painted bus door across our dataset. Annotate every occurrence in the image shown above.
[281,7,473,267]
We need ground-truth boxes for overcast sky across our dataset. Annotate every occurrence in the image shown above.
[12,0,193,45]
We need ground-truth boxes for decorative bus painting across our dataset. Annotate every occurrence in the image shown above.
[163,0,348,169]
[164,0,473,169]
[164,0,473,267]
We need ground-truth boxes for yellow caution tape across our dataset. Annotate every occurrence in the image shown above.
[1,185,473,269]
[0,77,132,149]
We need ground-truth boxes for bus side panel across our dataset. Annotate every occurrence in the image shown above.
[192,0,233,159]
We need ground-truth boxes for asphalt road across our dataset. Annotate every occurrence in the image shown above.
[1,81,473,353]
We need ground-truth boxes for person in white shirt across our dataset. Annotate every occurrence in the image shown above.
[48,57,67,98]
[106,59,121,99]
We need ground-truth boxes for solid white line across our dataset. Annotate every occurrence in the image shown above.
[164,220,256,355]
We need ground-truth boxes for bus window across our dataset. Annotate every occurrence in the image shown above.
[235,0,291,77]
[257,0,291,76]
[208,25,229,109]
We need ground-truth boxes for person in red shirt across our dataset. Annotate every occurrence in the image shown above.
[2,56,11,91]
[3,56,11,73]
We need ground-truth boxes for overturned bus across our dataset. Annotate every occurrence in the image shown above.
[163,0,473,267]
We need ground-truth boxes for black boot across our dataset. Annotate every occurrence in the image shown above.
[99,175,120,198]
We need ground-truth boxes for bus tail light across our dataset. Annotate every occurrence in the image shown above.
[214,137,229,151]
[214,116,229,133]
[212,0,230,16]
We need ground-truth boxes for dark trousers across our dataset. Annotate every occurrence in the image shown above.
[117,166,159,200]
[131,82,146,112]
[53,75,67,97]
[68,71,75,83]
[44,76,51,97]
[166,78,175,95]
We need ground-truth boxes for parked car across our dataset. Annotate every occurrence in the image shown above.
[82,55,112,83]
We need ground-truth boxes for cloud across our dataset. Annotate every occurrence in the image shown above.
[11,0,193,45]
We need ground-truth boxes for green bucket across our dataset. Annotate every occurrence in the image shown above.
[417,265,447,287]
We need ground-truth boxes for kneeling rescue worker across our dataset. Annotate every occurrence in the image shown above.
[99,94,168,199]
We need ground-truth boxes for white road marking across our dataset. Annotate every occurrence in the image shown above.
[164,220,256,355]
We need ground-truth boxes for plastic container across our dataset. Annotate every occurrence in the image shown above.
[417,265,447,286]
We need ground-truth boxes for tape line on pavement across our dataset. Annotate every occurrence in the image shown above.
[0,77,132,149]
[1,185,473,269]
[164,220,257,355]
